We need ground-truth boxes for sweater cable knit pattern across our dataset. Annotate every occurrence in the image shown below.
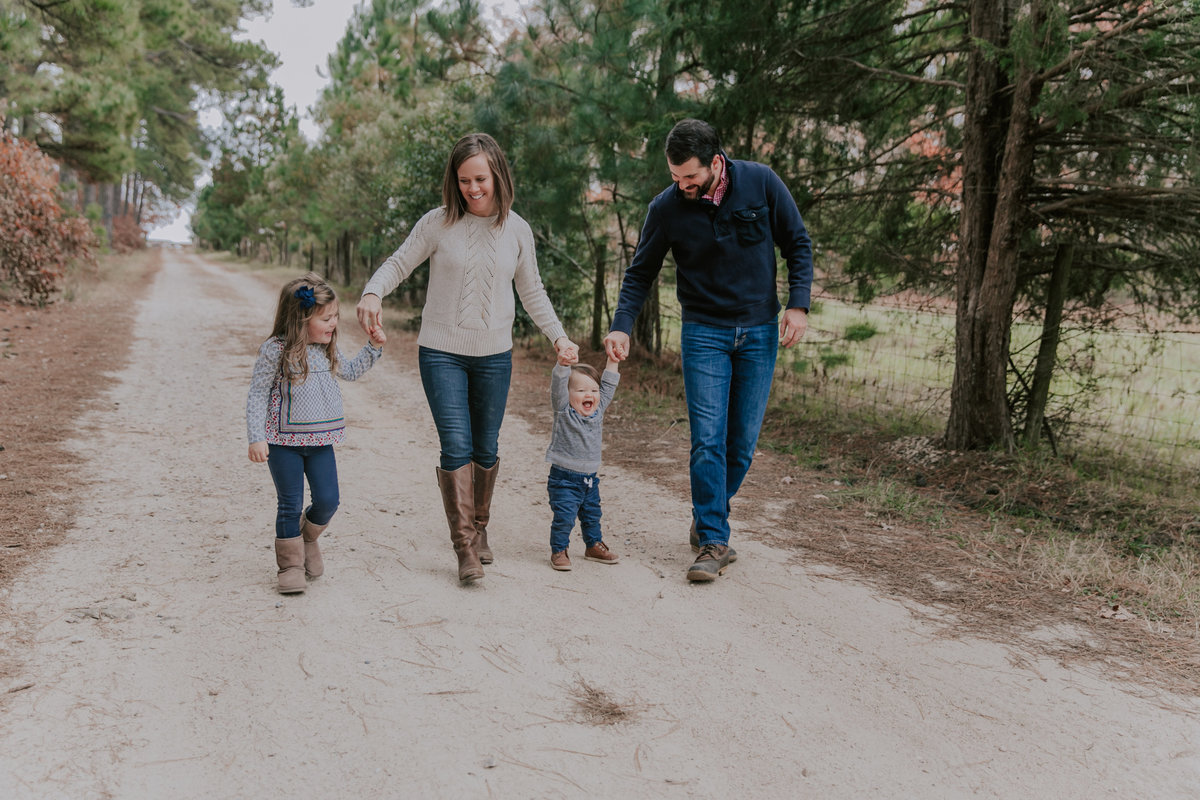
[460,222,496,330]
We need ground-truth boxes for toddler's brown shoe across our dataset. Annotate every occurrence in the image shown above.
[551,550,572,571]
[584,542,619,564]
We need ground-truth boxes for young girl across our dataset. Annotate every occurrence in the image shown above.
[246,273,386,594]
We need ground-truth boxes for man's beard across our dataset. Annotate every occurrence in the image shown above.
[681,173,716,202]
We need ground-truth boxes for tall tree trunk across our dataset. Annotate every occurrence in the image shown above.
[341,233,352,285]
[1023,241,1073,449]
[99,182,115,241]
[135,175,145,223]
[631,280,661,355]
[590,241,607,351]
[946,0,1043,453]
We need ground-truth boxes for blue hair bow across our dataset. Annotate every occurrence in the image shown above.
[294,286,316,309]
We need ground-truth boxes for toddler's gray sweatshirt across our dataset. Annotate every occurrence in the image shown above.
[544,364,619,474]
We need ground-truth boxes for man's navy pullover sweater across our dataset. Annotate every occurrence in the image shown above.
[611,155,813,334]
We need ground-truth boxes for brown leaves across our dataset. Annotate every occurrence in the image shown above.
[0,134,97,304]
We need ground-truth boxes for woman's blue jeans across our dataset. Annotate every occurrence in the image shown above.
[266,444,339,539]
[680,321,778,547]
[419,346,512,471]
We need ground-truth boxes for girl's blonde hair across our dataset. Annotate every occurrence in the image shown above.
[270,272,338,383]
[441,132,514,228]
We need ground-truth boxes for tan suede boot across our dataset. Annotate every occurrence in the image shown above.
[472,460,499,564]
[300,512,328,578]
[436,465,484,583]
[274,537,306,594]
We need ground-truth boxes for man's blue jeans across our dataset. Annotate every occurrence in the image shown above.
[266,444,339,539]
[681,321,778,548]
[547,465,603,552]
[419,346,512,471]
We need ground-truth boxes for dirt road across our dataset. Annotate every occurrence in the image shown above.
[1,251,1197,798]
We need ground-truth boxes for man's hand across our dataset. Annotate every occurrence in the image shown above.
[356,293,382,336]
[779,307,808,348]
[603,331,631,362]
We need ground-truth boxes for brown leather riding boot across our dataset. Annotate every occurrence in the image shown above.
[300,511,328,578]
[472,460,499,564]
[274,537,306,594]
[436,465,484,583]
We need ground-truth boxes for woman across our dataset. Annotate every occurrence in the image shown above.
[357,133,578,584]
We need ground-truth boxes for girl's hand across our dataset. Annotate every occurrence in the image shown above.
[248,442,269,463]
[369,326,387,347]
[554,337,579,366]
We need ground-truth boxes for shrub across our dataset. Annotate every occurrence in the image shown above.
[111,214,147,253]
[844,322,879,342]
[0,134,97,303]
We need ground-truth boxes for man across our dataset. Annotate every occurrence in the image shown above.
[603,119,813,582]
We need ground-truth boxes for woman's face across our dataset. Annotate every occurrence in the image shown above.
[457,153,497,217]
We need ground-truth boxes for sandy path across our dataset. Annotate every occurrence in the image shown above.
[1,251,1198,799]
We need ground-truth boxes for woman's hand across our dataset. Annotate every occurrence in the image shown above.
[356,294,383,336]
[554,337,579,366]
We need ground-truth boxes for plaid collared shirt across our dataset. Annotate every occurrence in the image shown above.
[701,155,730,206]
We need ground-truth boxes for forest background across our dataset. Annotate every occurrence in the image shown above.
[2,1,1199,677]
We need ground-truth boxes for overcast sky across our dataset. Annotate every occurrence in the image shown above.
[150,0,524,242]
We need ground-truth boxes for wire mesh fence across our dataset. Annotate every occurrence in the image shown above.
[767,298,1200,479]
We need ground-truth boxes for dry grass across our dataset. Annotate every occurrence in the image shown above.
[566,676,638,726]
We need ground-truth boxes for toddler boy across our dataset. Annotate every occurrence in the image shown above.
[545,357,620,570]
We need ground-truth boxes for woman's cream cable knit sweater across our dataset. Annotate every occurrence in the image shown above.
[363,208,567,357]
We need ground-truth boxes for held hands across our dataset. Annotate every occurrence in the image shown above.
[248,442,269,463]
[779,307,808,348]
[368,325,387,348]
[603,331,630,362]
[356,293,383,336]
[555,337,580,366]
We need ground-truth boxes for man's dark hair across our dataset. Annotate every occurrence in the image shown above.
[665,119,721,166]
